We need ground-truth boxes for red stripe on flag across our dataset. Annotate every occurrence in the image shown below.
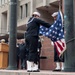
[54,39,66,57]
[54,42,61,57]
[56,41,64,51]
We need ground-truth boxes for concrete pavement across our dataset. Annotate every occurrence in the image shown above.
[0,70,75,75]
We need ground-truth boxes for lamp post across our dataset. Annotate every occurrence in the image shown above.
[64,0,75,72]
[6,0,17,70]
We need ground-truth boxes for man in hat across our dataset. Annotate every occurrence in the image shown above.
[51,12,64,71]
[25,11,51,72]
[1,39,5,43]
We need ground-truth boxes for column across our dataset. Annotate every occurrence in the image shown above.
[64,0,75,72]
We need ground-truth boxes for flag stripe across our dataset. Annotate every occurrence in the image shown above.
[54,39,66,57]
[39,11,66,57]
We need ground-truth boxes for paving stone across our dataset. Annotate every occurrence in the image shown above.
[0,70,75,75]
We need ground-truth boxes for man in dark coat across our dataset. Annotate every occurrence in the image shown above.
[19,39,27,69]
[25,11,51,72]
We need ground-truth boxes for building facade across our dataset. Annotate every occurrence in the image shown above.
[0,0,64,70]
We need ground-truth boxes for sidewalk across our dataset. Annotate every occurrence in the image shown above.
[0,70,75,75]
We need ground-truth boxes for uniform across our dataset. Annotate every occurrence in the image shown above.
[25,15,51,72]
[52,12,64,71]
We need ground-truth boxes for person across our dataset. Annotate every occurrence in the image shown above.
[37,37,42,69]
[51,12,64,71]
[25,11,51,72]
[19,39,27,70]
[16,42,20,69]
[1,39,5,43]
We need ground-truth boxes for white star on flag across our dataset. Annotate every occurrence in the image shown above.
[39,11,66,57]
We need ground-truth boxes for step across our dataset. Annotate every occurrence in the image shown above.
[0,70,75,75]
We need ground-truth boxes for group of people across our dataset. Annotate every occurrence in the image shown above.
[16,38,42,70]
[25,11,64,72]
[0,11,64,72]
[16,39,27,69]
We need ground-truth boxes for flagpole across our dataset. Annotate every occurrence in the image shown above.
[58,0,61,10]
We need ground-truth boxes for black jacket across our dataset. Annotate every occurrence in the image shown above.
[26,17,51,37]
[19,43,27,59]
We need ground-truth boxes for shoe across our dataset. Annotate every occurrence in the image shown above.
[32,69,40,72]
[27,70,32,72]
[53,69,61,71]
[21,67,25,70]
[27,70,40,72]
[21,67,23,69]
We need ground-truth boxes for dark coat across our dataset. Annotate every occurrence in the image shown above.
[19,43,27,59]
[25,17,51,62]
[26,17,51,37]
[16,46,20,56]
[38,41,42,49]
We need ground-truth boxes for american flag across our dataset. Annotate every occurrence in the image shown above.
[39,11,66,57]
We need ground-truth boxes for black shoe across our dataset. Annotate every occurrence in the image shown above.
[27,69,40,72]
[27,70,32,72]
[32,69,40,72]
[21,67,23,69]
[21,67,25,70]
[53,69,61,71]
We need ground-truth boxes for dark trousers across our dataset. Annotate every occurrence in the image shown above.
[17,56,19,69]
[54,47,64,62]
[20,58,26,69]
[25,36,39,64]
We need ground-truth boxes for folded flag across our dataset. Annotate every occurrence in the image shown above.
[39,11,66,57]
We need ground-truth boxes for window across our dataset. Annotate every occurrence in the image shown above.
[20,6,23,19]
[5,0,8,3]
[0,0,8,6]
[25,3,28,17]
[1,12,7,34]
[25,2,30,17]
[20,2,30,19]
[2,0,5,5]
[0,0,2,6]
